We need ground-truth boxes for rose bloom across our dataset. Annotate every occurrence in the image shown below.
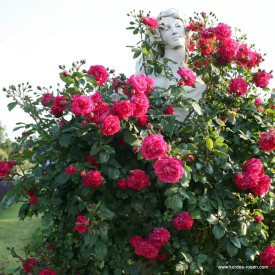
[189,39,195,51]
[187,21,205,32]
[153,157,184,183]
[74,215,89,233]
[87,101,110,126]
[259,244,275,267]
[91,92,102,103]
[101,115,120,136]
[201,27,216,39]
[0,160,16,179]
[129,235,143,248]
[82,170,103,188]
[22,258,38,274]
[117,179,127,190]
[163,105,174,115]
[39,269,56,275]
[148,227,170,249]
[254,215,262,223]
[144,75,155,94]
[253,71,273,88]
[187,155,194,161]
[172,212,194,230]
[50,106,63,118]
[70,95,94,116]
[41,93,54,107]
[255,98,262,105]
[198,38,213,55]
[141,17,158,29]
[127,74,148,94]
[87,65,108,85]
[141,134,168,160]
[86,155,101,168]
[259,129,275,151]
[127,170,151,190]
[250,174,271,197]
[236,44,262,69]
[215,23,232,41]
[137,115,149,126]
[134,240,159,259]
[65,166,76,175]
[129,93,150,117]
[218,38,239,63]
[234,172,260,190]
[111,100,134,120]
[53,96,68,112]
[228,78,248,97]
[243,158,264,176]
[177,67,196,86]
[29,195,38,205]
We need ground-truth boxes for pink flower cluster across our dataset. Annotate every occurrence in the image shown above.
[236,44,262,69]
[177,67,196,86]
[228,78,248,97]
[117,170,151,190]
[234,158,271,196]
[259,244,275,267]
[172,212,194,230]
[74,215,89,233]
[129,227,170,260]
[259,129,275,152]
[141,17,158,29]
[218,38,239,64]
[0,160,16,179]
[81,170,103,188]
[253,71,273,88]
[22,258,38,274]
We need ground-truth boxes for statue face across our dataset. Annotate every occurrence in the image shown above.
[159,17,185,49]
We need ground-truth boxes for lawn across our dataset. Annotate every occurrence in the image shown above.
[0,203,41,274]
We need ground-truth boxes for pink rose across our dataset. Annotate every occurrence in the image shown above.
[74,215,89,233]
[198,38,213,55]
[129,235,143,248]
[134,240,159,259]
[187,21,205,32]
[111,100,134,120]
[215,23,232,41]
[236,44,262,69]
[228,78,248,97]
[259,244,275,267]
[87,101,110,126]
[82,170,103,188]
[141,17,158,29]
[177,67,196,86]
[250,174,271,196]
[87,65,108,85]
[70,95,94,116]
[259,129,275,151]
[127,74,148,94]
[129,93,150,117]
[253,71,273,88]
[65,166,76,175]
[53,96,68,112]
[91,92,102,103]
[148,227,170,249]
[153,157,184,183]
[39,269,56,275]
[243,158,264,176]
[137,115,149,126]
[50,106,63,118]
[127,170,151,190]
[163,105,174,115]
[141,134,168,160]
[172,212,194,230]
[101,115,120,136]
[41,93,54,107]
[22,258,38,274]
[254,215,262,223]
[117,179,127,190]
[218,38,239,64]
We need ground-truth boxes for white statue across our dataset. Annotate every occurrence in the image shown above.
[136,8,206,122]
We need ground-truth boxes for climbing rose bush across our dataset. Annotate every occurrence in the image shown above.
[1,10,274,275]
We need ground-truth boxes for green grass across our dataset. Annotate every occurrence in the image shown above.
[0,203,41,274]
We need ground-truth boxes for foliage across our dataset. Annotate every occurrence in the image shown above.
[2,10,275,275]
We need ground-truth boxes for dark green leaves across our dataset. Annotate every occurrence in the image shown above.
[59,134,71,147]
[7,102,17,111]
[95,242,107,260]
[212,224,225,240]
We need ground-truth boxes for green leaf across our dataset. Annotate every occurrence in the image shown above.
[213,149,227,157]
[56,171,70,184]
[59,134,71,147]
[42,212,53,227]
[206,138,213,150]
[230,236,241,248]
[212,224,225,240]
[226,241,238,257]
[85,74,98,86]
[250,221,262,233]
[196,254,207,263]
[73,72,84,78]
[99,151,109,163]
[107,167,120,179]
[95,242,107,260]
[99,206,115,220]
[165,194,183,211]
[205,163,213,174]
[191,102,202,115]
[60,73,74,84]
[7,102,17,111]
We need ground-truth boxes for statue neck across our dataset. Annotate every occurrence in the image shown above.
[163,47,185,69]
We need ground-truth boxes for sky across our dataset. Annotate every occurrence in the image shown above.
[0,0,275,140]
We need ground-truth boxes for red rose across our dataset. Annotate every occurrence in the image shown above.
[172,212,194,230]
[148,227,170,249]
[153,157,184,183]
[259,129,275,151]
[253,71,272,88]
[29,195,38,205]
[39,269,56,275]
[65,166,76,175]
[22,258,38,274]
[50,106,63,118]
[0,160,16,179]
[187,155,194,161]
[141,17,158,29]
[117,179,127,190]
[82,170,103,188]
[259,244,275,267]
[218,38,239,64]
[91,92,102,103]
[137,115,149,126]
[53,96,68,112]
[163,105,174,115]
[228,78,248,97]
[144,75,155,94]
[111,100,134,120]
[74,216,89,233]
[135,240,159,259]
[129,235,143,248]
[250,174,271,196]
[101,115,120,136]
[41,93,54,107]
[198,38,213,55]
[177,67,196,86]
[127,170,151,190]
[70,95,94,116]
[141,134,168,160]
[254,215,262,223]
[129,93,150,117]
[86,155,101,168]
[215,23,232,41]
[127,74,148,94]
[243,158,264,175]
[87,101,110,126]
[87,65,108,85]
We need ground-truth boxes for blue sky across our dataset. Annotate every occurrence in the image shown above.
[0,0,274,140]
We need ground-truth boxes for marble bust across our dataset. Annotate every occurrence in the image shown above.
[136,8,206,122]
